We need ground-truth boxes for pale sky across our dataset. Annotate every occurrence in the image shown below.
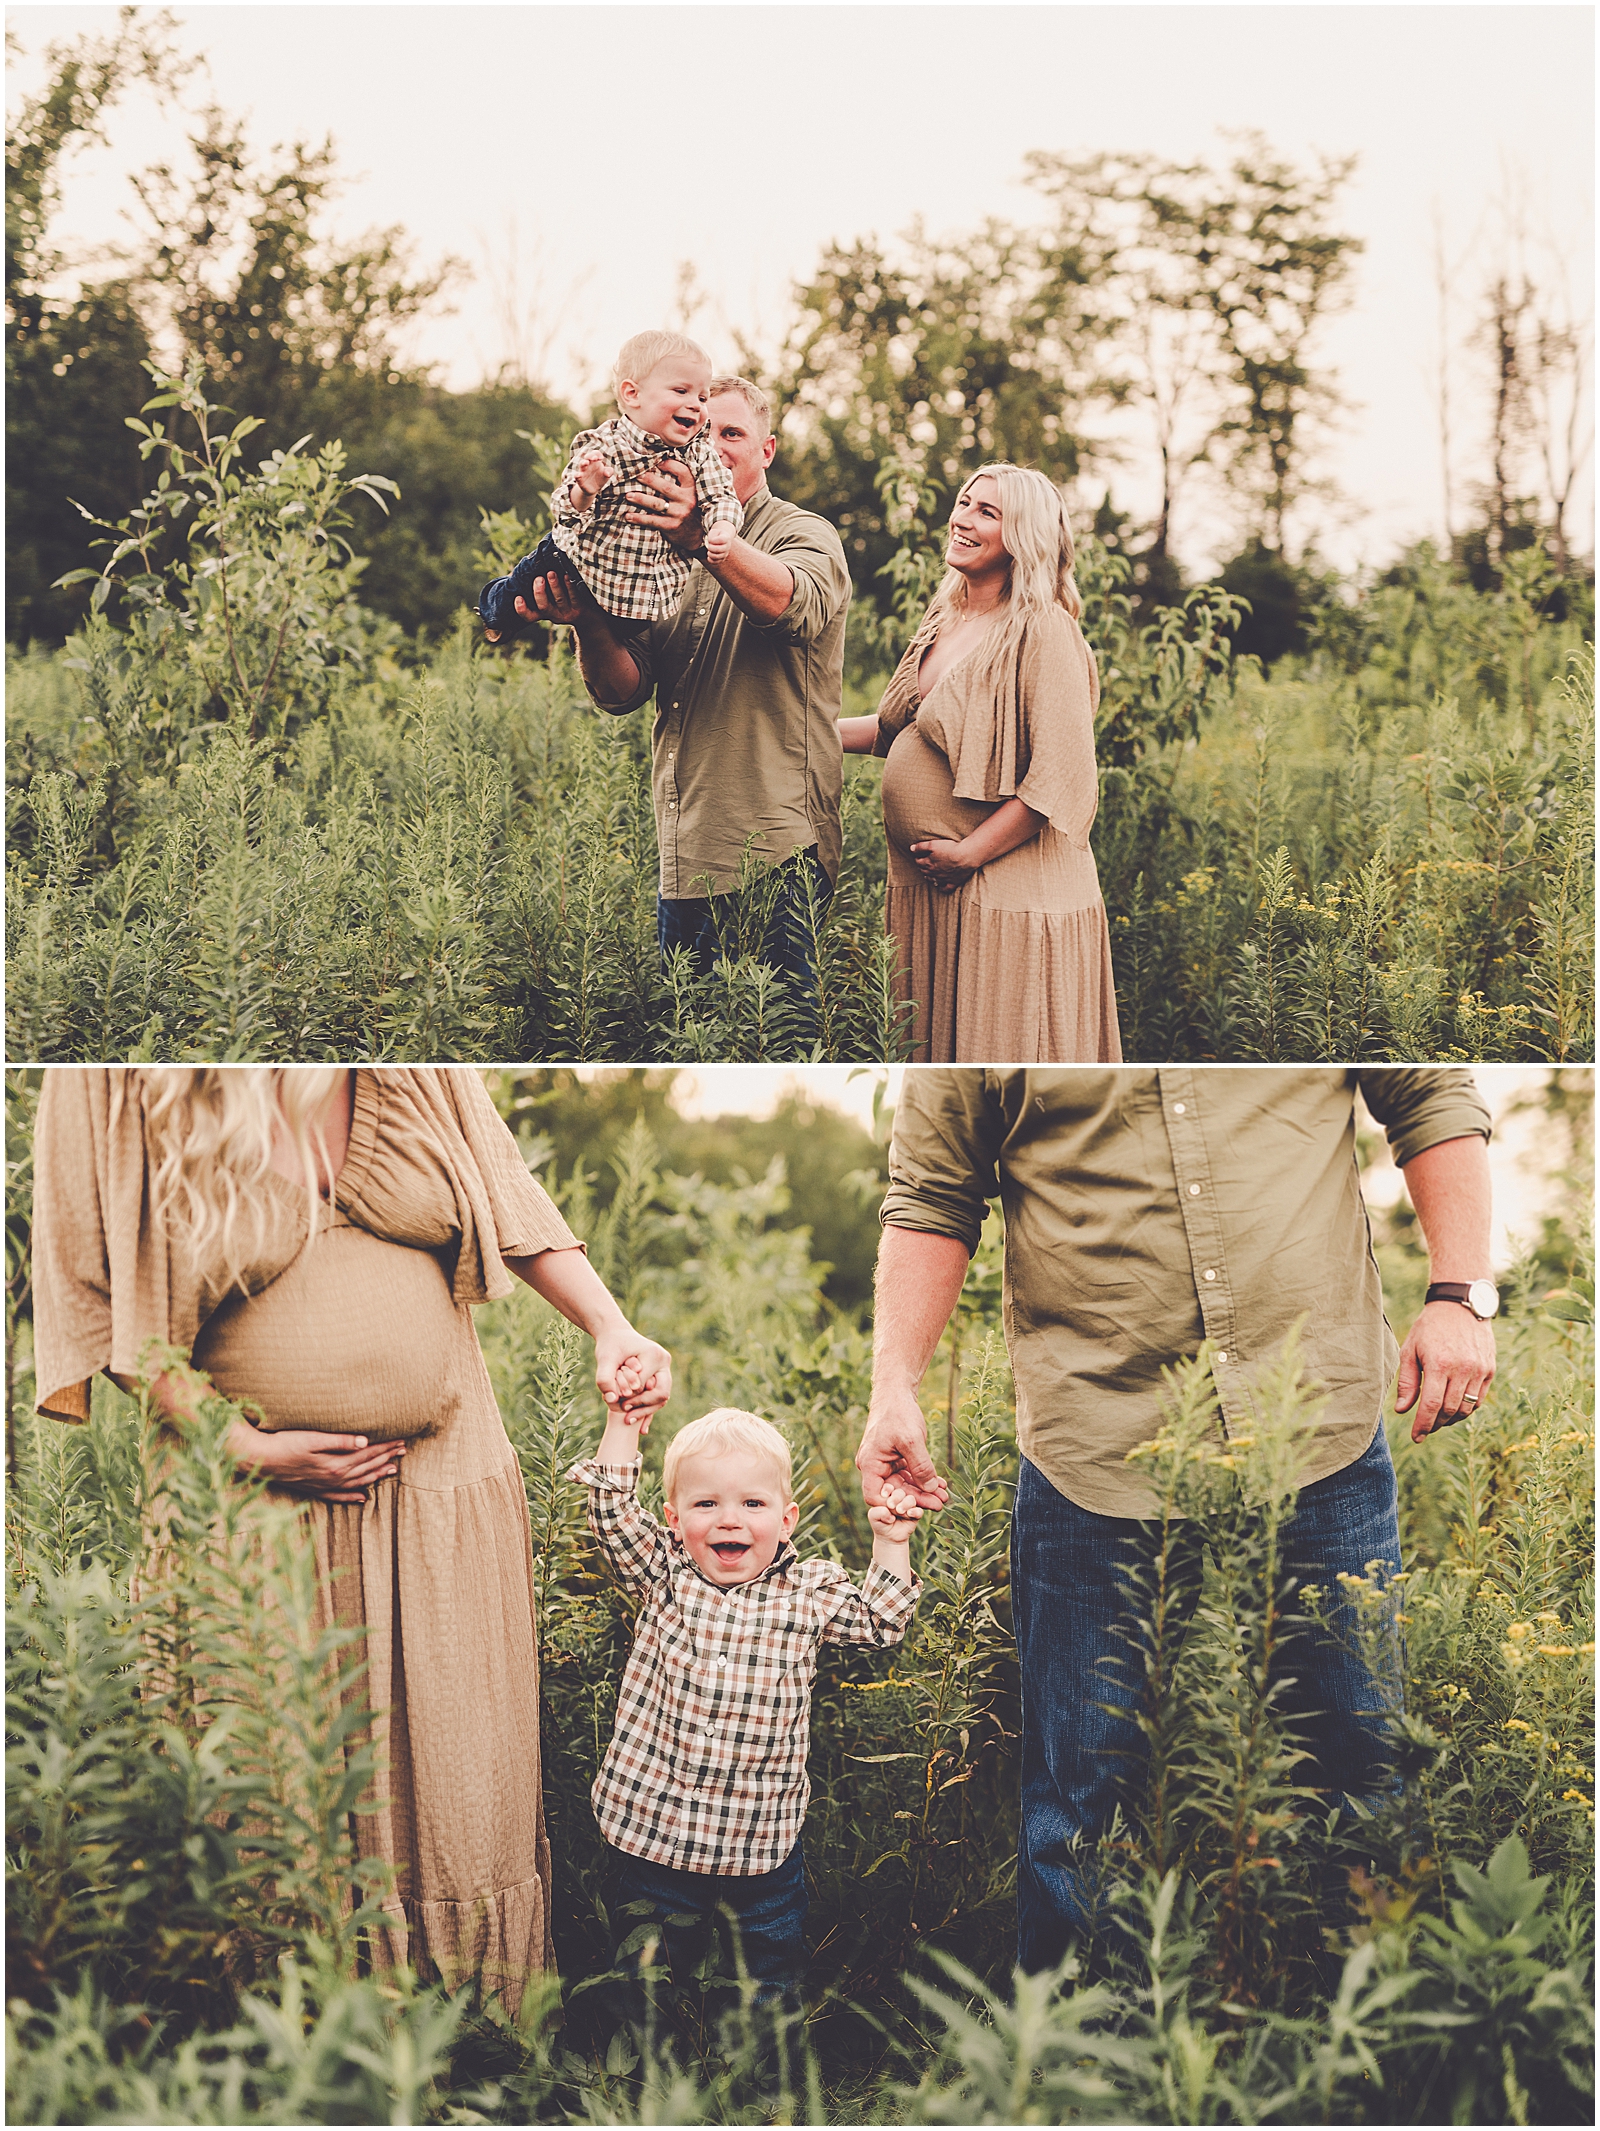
[8,2,1594,574]
[599,1063,1586,1270]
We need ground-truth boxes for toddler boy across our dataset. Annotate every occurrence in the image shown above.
[478,330,743,641]
[568,1403,924,2003]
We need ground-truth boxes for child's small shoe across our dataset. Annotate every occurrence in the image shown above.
[477,566,539,644]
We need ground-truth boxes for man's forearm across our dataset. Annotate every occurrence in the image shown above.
[699,534,794,623]
[1400,1134,1493,1276]
[572,613,644,708]
[872,1227,971,1393]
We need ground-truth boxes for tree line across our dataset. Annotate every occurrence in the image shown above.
[7,9,1592,659]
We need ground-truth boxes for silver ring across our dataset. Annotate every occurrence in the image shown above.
[1463,1392,1480,1407]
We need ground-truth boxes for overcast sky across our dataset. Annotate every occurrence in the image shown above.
[8,2,1594,572]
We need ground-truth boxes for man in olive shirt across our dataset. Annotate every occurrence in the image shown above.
[518,378,850,1000]
[856,1068,1499,1970]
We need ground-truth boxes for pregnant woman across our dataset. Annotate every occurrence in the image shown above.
[30,1065,671,2013]
[841,465,1122,1062]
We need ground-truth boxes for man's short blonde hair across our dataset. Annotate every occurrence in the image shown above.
[613,330,711,403]
[708,375,772,439]
[663,1407,793,1503]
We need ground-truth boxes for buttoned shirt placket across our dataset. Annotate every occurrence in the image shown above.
[657,562,722,900]
[1157,1067,1243,1438]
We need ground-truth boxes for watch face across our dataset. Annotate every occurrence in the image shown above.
[1468,1279,1500,1319]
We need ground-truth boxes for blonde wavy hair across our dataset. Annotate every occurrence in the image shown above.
[141,1067,345,1292]
[662,1407,793,1504]
[922,464,1083,682]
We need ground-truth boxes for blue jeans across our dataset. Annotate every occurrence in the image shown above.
[657,847,834,1001]
[1012,1423,1404,1971]
[607,1839,807,2002]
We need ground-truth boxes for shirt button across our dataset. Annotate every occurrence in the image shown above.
[1217,1351,1229,1363]
[1204,1269,1217,1281]
[716,1657,727,1668]
[1188,1184,1201,1197]
[1173,1102,1186,1115]
[704,1727,715,1739]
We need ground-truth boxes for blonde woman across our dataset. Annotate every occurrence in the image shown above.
[840,466,1122,1062]
[30,1065,672,2013]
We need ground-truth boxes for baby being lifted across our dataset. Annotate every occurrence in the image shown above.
[568,1403,925,2005]
[478,330,742,641]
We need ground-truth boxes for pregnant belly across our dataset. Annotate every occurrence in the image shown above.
[880,722,996,855]
[192,1223,463,1441]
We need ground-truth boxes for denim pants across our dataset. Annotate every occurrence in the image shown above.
[657,847,834,1001]
[1011,1423,1404,1971]
[607,1838,807,2002]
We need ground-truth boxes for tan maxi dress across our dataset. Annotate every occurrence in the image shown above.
[875,604,1123,1062]
[30,1065,580,2012]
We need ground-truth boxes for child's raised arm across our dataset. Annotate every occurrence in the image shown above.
[595,1401,652,1466]
[866,1483,923,1586]
[568,1409,670,1595]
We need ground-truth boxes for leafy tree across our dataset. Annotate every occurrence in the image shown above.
[5,9,190,641]
[1028,136,1362,560]
[775,220,1117,607]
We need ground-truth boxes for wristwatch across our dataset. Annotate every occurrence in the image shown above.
[1425,1280,1500,1319]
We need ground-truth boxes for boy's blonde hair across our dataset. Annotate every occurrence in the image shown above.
[663,1407,793,1503]
[613,330,711,404]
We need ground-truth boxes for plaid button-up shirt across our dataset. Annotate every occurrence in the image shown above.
[551,415,743,622]
[569,1459,917,1874]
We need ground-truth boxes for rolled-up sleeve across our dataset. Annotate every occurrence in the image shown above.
[880,1069,1005,1254]
[749,513,849,642]
[587,616,659,718]
[1356,1069,1493,1167]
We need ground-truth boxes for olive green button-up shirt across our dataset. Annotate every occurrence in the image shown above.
[881,1068,1493,1516]
[602,486,851,897]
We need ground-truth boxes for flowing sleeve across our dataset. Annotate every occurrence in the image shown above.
[430,1069,585,1305]
[30,1070,205,1423]
[916,608,1100,838]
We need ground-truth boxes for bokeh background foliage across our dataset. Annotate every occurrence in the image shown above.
[5,1068,1594,2123]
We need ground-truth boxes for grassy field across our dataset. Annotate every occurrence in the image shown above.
[6,1075,1593,2123]
[4,408,1592,1065]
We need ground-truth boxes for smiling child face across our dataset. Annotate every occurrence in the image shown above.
[663,1448,799,1587]
[620,355,713,445]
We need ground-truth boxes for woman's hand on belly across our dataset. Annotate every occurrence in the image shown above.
[225,1419,405,1503]
[912,794,1046,891]
[909,836,980,893]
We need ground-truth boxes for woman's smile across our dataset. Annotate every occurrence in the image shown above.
[944,474,1009,581]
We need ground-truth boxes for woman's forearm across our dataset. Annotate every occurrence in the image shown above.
[505,1244,629,1336]
[958,795,1046,867]
[838,715,881,754]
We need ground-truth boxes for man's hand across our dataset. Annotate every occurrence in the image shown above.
[856,1383,951,1510]
[623,457,704,554]
[1394,1300,1497,1441]
[513,567,584,629]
